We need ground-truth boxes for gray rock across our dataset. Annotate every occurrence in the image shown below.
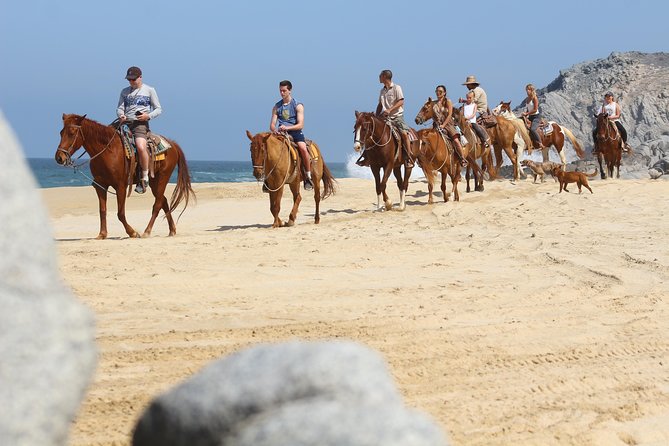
[514,51,669,172]
[648,168,663,179]
[230,399,448,446]
[0,109,97,446]
[132,341,447,446]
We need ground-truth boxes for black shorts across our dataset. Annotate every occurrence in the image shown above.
[288,130,306,143]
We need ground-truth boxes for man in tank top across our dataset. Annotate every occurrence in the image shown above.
[270,80,313,190]
[592,92,630,153]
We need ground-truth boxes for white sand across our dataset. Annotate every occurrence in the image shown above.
[42,176,669,446]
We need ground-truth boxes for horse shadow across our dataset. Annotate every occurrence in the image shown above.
[209,223,272,232]
[321,208,365,216]
[55,236,126,242]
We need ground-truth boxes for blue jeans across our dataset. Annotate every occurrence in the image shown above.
[528,113,542,145]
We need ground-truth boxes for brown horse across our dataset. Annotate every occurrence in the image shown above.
[594,112,622,179]
[415,98,494,193]
[494,101,585,165]
[414,128,462,203]
[54,114,194,239]
[246,131,336,227]
[353,111,414,211]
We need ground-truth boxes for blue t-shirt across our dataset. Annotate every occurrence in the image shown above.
[275,98,302,127]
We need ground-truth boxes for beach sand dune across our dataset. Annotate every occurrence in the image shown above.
[42,177,669,446]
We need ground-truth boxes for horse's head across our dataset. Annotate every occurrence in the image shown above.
[491,101,512,117]
[414,97,436,125]
[55,113,86,165]
[246,130,270,180]
[353,111,370,152]
[595,112,610,137]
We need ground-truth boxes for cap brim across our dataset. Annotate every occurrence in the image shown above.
[125,75,138,80]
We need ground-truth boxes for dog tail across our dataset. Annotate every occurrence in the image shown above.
[561,126,585,159]
[586,168,598,178]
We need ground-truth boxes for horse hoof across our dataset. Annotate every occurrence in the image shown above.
[314,218,320,224]
[284,220,295,227]
[95,234,107,240]
[142,232,151,238]
[169,231,176,236]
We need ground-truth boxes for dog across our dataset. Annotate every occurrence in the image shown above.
[520,159,563,183]
[552,166,597,194]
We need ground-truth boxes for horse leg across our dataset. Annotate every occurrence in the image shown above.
[452,165,461,201]
[142,176,169,237]
[94,186,109,240]
[425,168,435,204]
[381,165,394,211]
[160,197,177,236]
[558,146,567,168]
[312,163,321,224]
[441,171,449,202]
[466,165,472,193]
[115,184,139,238]
[597,152,606,180]
[394,165,406,211]
[502,145,518,181]
[285,180,302,227]
[269,188,283,228]
[494,146,504,175]
[371,166,384,211]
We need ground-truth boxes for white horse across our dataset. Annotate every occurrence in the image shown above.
[491,103,532,179]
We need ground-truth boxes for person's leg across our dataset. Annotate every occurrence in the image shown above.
[135,136,149,193]
[472,122,489,146]
[530,115,542,148]
[592,129,598,153]
[297,140,313,189]
[402,132,414,168]
[452,136,467,166]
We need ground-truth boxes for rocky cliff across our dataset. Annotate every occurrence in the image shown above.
[517,51,669,156]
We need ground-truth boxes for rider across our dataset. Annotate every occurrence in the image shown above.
[375,69,414,169]
[459,75,488,116]
[117,66,162,194]
[270,80,313,190]
[521,84,545,151]
[463,90,491,148]
[434,85,467,166]
[592,92,630,153]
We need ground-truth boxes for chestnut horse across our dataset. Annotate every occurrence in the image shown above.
[414,98,493,193]
[414,128,462,203]
[594,112,622,179]
[55,114,194,239]
[494,101,585,165]
[353,111,414,211]
[246,131,336,227]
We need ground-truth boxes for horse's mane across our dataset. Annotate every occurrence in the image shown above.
[65,114,117,146]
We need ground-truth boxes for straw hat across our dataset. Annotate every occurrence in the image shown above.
[462,75,479,86]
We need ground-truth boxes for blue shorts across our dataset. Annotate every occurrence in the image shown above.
[288,130,306,143]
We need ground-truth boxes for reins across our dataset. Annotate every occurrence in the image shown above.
[254,133,294,192]
[355,114,393,150]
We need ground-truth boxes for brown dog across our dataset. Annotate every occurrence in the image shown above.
[552,167,597,194]
[521,159,563,183]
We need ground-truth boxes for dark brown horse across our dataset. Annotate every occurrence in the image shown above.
[353,111,414,211]
[55,114,194,239]
[415,98,493,193]
[246,131,336,227]
[594,112,622,179]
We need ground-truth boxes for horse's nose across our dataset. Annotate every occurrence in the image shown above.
[353,142,361,152]
[415,117,421,125]
[55,151,65,165]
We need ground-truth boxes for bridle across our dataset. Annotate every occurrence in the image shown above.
[56,121,115,168]
[354,114,393,149]
[597,114,619,142]
[250,133,293,192]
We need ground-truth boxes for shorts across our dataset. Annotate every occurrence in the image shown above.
[128,120,150,139]
[388,115,411,132]
[288,130,306,143]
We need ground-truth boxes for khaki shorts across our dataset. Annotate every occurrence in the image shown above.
[128,121,150,140]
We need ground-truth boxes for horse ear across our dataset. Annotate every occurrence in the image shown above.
[428,96,432,102]
[355,110,360,118]
[246,130,254,141]
[62,113,66,120]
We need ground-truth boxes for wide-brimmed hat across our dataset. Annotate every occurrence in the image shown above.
[462,75,479,86]
[125,66,142,80]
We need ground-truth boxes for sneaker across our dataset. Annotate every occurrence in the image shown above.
[135,179,147,194]
[303,179,314,191]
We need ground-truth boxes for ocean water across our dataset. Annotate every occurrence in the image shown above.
[28,155,367,188]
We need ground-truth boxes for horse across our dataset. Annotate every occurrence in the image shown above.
[353,111,414,211]
[413,128,462,203]
[414,98,493,193]
[246,131,336,227]
[594,112,622,179]
[475,107,529,181]
[54,114,194,239]
[494,101,585,166]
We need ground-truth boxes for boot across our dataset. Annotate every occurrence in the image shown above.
[402,134,414,168]
[454,138,467,167]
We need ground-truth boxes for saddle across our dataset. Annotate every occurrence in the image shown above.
[477,111,497,128]
[539,119,554,136]
[387,120,418,162]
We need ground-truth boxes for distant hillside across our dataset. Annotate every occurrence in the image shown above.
[515,51,669,155]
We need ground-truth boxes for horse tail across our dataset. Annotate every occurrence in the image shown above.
[169,143,196,220]
[320,159,337,200]
[560,126,585,159]
[483,148,497,180]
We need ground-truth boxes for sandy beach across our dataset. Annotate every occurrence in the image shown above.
[43,176,669,446]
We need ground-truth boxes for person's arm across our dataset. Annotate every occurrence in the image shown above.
[270,106,278,132]
[117,90,126,120]
[609,103,622,120]
[384,98,404,116]
[146,87,162,120]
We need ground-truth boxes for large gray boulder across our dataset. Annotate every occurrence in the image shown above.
[0,109,97,445]
[514,51,669,165]
[132,340,448,446]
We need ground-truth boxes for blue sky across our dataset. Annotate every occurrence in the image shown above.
[0,0,666,162]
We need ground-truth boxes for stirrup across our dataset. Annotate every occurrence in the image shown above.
[303,178,314,191]
[135,179,147,194]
